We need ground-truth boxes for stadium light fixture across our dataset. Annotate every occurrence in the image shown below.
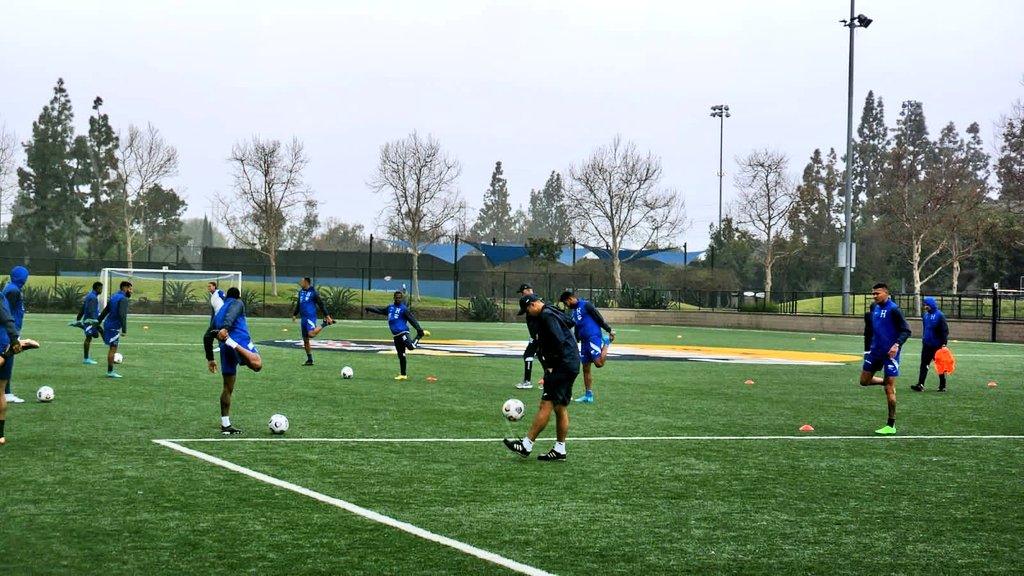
[709,104,731,233]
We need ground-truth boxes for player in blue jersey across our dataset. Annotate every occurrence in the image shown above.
[70,282,104,364]
[860,283,912,435]
[0,290,41,445]
[504,293,581,461]
[2,266,29,403]
[559,290,615,403]
[97,281,133,378]
[912,296,950,393]
[365,290,429,381]
[205,287,262,435]
[292,277,335,366]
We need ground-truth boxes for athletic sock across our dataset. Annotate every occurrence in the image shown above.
[306,353,313,363]
[554,441,566,455]
[887,418,895,428]
[524,360,532,382]
[224,337,239,350]
[107,364,113,372]
[222,416,231,427]
[0,419,5,437]
[585,390,593,398]
[521,437,534,452]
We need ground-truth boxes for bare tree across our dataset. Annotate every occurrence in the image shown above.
[368,131,463,300]
[217,136,315,297]
[733,149,798,302]
[115,123,179,267]
[0,123,16,238]
[566,135,685,292]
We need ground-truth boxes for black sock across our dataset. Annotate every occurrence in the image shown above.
[887,418,895,427]
[399,355,407,375]
[108,364,113,372]
[306,353,313,362]
[0,419,5,437]
[939,375,947,389]
[524,360,533,381]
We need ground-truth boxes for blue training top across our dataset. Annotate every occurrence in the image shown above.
[295,286,328,319]
[79,290,100,321]
[366,302,423,336]
[921,297,949,347]
[868,298,911,358]
[567,297,612,340]
[101,291,129,332]
[215,298,252,343]
[2,283,24,330]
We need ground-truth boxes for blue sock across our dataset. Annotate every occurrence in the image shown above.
[586,390,593,398]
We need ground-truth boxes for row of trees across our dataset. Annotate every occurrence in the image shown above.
[699,85,1023,312]
[2,79,185,265]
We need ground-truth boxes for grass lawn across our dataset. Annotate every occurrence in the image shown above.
[1,313,1021,575]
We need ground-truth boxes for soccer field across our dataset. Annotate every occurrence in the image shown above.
[2,314,1022,575]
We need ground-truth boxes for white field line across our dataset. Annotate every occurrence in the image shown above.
[158,434,1024,443]
[153,439,556,576]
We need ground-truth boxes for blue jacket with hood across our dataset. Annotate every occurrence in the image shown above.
[3,266,28,330]
[921,296,949,347]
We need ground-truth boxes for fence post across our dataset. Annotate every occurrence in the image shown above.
[991,284,999,342]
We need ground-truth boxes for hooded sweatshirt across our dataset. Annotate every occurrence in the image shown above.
[3,265,28,329]
[922,296,949,347]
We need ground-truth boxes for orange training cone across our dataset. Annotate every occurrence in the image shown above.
[987,381,998,388]
[799,424,814,432]
[426,376,438,382]
[744,379,755,385]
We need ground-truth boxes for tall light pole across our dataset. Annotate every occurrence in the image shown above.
[840,4,872,315]
[710,104,730,232]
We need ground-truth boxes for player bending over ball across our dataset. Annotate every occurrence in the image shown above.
[365,290,428,381]
[96,281,132,379]
[504,293,580,461]
[204,287,262,435]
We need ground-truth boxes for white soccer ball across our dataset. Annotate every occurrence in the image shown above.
[502,398,525,422]
[36,386,55,403]
[341,366,354,379]
[268,413,290,435]
[113,352,123,364]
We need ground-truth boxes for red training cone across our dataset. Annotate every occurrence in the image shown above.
[799,424,814,432]
[744,379,755,385]
[426,376,438,382]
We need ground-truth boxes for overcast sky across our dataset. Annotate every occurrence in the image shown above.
[2,0,1021,250]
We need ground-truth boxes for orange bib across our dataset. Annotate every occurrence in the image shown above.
[934,347,956,375]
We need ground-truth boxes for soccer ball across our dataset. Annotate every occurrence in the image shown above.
[340,366,354,379]
[268,413,289,435]
[113,352,124,364]
[502,398,525,422]
[36,386,55,403]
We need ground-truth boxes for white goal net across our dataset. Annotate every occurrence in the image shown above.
[100,268,242,314]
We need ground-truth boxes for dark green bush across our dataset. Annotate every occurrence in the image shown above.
[460,294,500,322]
[53,283,86,312]
[164,281,197,307]
[21,285,52,308]
[239,289,263,316]
[319,286,356,316]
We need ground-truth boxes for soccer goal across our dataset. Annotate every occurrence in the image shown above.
[100,268,243,314]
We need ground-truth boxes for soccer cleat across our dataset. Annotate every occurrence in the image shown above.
[937,387,947,393]
[220,425,242,435]
[574,395,593,403]
[910,384,924,392]
[394,375,408,381]
[503,438,530,457]
[515,381,533,389]
[5,393,25,403]
[106,371,123,379]
[302,360,314,366]
[68,320,84,328]
[875,425,897,435]
[538,449,567,462]
[83,358,98,365]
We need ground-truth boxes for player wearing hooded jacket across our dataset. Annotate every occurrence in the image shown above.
[912,296,950,392]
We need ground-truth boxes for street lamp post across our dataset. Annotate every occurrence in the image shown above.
[710,104,730,232]
[840,3,872,315]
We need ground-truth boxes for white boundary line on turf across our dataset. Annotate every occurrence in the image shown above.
[157,434,1024,443]
[152,439,556,576]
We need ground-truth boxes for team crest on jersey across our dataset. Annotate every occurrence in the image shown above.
[259,339,860,365]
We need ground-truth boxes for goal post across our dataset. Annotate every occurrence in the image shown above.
[100,268,243,314]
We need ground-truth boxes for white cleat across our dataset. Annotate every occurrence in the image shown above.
[5,393,25,403]
[515,381,533,389]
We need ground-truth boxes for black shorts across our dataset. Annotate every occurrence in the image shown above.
[523,338,539,360]
[539,366,579,406]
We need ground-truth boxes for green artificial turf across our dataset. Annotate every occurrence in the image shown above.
[1,314,1021,575]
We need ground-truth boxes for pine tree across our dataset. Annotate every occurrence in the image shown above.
[787,148,843,291]
[469,161,514,242]
[526,171,570,243]
[11,78,89,254]
[996,114,1024,212]
[83,96,121,258]
[852,90,890,222]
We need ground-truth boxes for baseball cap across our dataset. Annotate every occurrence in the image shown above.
[516,283,533,293]
[518,293,541,315]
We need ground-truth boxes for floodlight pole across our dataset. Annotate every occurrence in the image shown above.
[840,0,867,316]
[710,104,731,232]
